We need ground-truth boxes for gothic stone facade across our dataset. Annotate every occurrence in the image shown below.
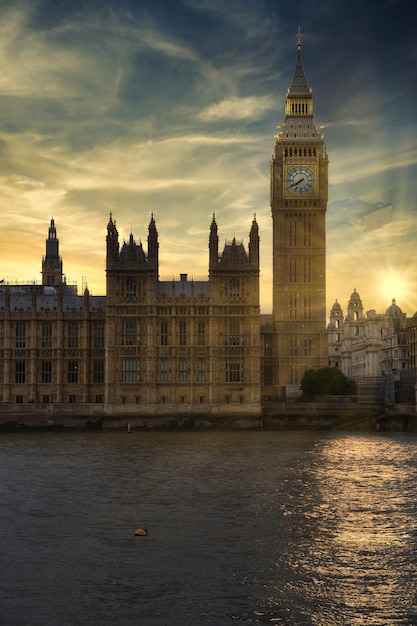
[0,285,106,407]
[0,215,261,420]
[105,214,261,416]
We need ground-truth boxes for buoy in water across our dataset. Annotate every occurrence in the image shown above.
[134,528,148,536]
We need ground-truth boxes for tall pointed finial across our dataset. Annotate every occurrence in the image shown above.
[297,26,302,50]
[287,26,310,97]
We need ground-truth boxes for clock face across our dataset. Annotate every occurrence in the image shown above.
[286,166,315,195]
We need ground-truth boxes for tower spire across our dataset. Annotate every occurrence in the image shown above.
[42,218,63,287]
[147,213,159,272]
[106,212,119,263]
[280,28,320,131]
[288,27,311,98]
[249,215,259,268]
[209,213,219,272]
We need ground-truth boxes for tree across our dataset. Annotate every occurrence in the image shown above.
[300,367,357,399]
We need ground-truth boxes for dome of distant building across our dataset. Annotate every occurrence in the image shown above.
[385,298,402,317]
[349,289,362,304]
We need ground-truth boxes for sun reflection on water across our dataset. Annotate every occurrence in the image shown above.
[285,435,417,624]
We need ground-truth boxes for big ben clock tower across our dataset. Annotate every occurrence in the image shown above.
[270,28,328,395]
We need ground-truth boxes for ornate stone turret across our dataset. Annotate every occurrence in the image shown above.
[147,214,159,275]
[327,300,344,369]
[209,213,219,272]
[347,288,364,321]
[42,218,63,287]
[249,215,259,268]
[328,299,344,329]
[106,213,119,265]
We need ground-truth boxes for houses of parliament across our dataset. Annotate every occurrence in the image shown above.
[1,32,415,427]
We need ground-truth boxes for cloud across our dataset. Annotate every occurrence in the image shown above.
[359,203,392,232]
[0,0,415,318]
[0,7,107,100]
[328,199,393,232]
[198,96,275,122]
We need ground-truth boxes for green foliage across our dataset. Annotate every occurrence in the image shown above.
[300,367,357,399]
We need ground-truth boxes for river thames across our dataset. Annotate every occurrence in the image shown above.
[1,430,417,625]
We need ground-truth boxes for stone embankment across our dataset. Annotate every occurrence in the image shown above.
[0,402,415,431]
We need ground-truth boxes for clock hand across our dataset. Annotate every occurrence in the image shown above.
[289,177,304,188]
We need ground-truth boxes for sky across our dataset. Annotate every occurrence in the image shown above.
[0,0,416,316]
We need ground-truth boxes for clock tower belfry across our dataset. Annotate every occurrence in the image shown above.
[270,28,328,394]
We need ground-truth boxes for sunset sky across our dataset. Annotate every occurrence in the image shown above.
[0,0,416,317]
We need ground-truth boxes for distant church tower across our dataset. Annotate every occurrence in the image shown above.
[42,218,63,286]
[270,29,328,393]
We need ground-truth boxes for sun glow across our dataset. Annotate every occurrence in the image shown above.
[375,268,413,312]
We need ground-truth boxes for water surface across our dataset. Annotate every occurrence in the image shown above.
[1,430,417,624]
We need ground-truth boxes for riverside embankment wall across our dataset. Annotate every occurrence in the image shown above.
[0,402,416,431]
